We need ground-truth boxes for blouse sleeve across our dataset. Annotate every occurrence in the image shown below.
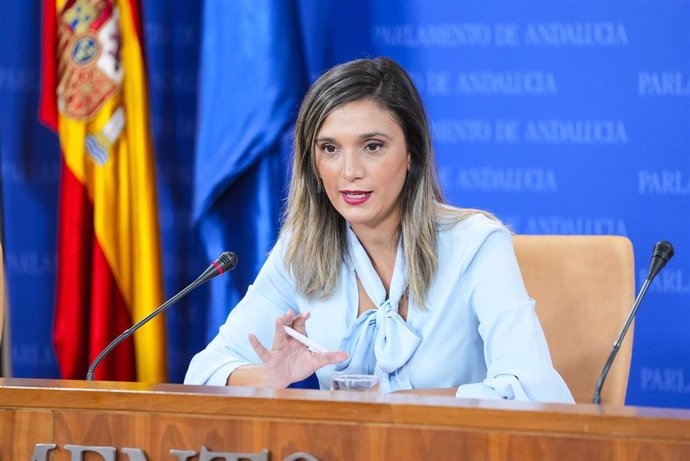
[183,236,297,386]
[455,227,574,403]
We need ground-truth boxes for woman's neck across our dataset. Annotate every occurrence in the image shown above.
[351,222,400,294]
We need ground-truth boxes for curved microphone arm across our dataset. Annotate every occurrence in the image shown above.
[592,241,673,404]
[592,277,651,405]
[86,251,237,381]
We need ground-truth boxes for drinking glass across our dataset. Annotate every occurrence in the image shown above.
[330,374,380,392]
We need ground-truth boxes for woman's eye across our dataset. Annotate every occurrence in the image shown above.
[321,144,337,154]
[365,142,383,152]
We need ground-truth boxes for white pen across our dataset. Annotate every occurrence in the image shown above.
[283,325,328,353]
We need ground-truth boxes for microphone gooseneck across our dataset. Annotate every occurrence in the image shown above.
[86,251,238,381]
[592,241,674,404]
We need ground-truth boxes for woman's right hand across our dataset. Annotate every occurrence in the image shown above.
[247,309,348,388]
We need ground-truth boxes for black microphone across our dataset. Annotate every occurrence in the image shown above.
[646,240,674,280]
[592,241,674,404]
[86,251,238,381]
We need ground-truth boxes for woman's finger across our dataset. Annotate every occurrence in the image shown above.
[292,311,310,334]
[281,308,296,325]
[271,316,289,350]
[248,333,271,363]
[312,350,349,369]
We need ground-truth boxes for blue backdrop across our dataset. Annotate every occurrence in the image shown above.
[0,0,688,408]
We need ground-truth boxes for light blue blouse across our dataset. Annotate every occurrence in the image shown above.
[184,214,574,403]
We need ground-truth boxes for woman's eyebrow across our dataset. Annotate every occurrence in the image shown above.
[358,131,392,140]
[316,131,393,143]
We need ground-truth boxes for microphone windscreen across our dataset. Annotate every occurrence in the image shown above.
[653,240,674,261]
[218,251,238,272]
[647,240,674,280]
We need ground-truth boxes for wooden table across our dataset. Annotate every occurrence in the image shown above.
[1,378,689,460]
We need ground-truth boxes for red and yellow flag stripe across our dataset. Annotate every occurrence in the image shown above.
[43,0,166,382]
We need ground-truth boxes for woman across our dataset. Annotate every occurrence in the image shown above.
[185,57,573,403]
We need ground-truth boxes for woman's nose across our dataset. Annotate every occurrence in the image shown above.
[342,150,363,181]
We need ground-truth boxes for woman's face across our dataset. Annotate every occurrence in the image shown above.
[315,99,410,236]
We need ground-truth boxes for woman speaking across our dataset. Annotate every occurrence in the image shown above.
[184,57,573,403]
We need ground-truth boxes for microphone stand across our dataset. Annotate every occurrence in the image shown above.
[592,241,674,404]
[87,252,237,381]
[592,278,652,405]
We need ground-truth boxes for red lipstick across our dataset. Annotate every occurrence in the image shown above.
[341,190,371,205]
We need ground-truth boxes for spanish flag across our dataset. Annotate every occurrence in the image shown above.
[40,0,166,382]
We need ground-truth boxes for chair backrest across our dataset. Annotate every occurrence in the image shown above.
[513,235,635,405]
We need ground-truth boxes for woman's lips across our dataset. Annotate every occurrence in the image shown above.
[341,191,372,205]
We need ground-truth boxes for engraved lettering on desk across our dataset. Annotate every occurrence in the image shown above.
[31,444,319,461]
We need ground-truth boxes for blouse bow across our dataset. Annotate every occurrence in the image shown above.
[335,226,421,392]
